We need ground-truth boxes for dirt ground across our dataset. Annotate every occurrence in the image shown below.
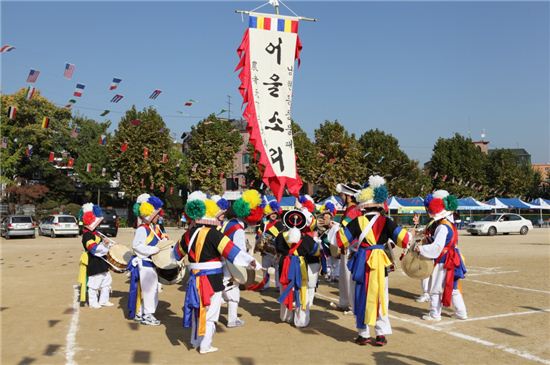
[1,227,549,365]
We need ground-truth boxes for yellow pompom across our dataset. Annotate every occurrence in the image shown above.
[263,205,273,215]
[139,202,154,217]
[242,189,261,209]
[357,188,374,203]
[204,199,220,218]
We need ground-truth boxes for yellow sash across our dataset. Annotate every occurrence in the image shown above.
[365,249,391,326]
[78,252,89,302]
[192,228,210,337]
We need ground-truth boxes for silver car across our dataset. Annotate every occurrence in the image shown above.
[0,215,36,239]
[467,213,533,236]
[39,215,79,238]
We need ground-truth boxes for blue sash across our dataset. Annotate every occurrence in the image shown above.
[183,268,223,329]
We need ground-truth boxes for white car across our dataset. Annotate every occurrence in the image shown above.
[467,213,533,236]
[39,215,79,238]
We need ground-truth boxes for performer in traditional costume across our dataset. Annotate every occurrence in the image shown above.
[332,183,363,312]
[276,209,321,328]
[316,202,337,281]
[127,194,164,326]
[174,191,258,354]
[78,203,113,308]
[253,197,284,291]
[218,191,262,327]
[329,176,410,346]
[416,190,468,321]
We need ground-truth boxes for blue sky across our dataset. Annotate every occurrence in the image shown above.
[2,1,549,164]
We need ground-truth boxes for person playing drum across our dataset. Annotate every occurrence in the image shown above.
[173,191,258,354]
[78,203,114,308]
[215,191,261,328]
[253,197,284,291]
[328,176,411,347]
[276,209,321,328]
[415,190,468,322]
[127,194,164,326]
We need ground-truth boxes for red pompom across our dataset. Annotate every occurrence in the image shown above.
[302,200,315,214]
[158,209,164,217]
[247,206,264,224]
[82,211,96,226]
[428,198,445,215]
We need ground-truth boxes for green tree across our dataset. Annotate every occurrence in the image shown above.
[429,133,488,198]
[185,114,242,194]
[292,121,321,187]
[109,106,179,199]
[314,121,364,196]
[358,129,430,197]
[486,149,539,198]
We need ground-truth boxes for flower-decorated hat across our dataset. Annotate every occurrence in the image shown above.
[184,191,222,226]
[80,203,104,231]
[133,193,164,223]
[318,201,337,216]
[355,175,389,210]
[211,194,230,218]
[231,189,264,224]
[297,194,315,213]
[424,190,458,221]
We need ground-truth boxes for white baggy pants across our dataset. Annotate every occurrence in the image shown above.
[137,262,158,316]
[87,271,112,307]
[356,276,392,338]
[428,263,467,319]
[222,279,240,324]
[191,291,222,352]
[280,262,319,328]
[339,254,353,309]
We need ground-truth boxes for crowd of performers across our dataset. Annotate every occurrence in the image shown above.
[77,175,468,354]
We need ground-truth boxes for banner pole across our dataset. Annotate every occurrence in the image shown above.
[235,10,318,22]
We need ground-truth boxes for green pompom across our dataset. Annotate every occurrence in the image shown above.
[444,195,458,211]
[185,200,206,220]
[232,199,251,218]
[133,203,141,217]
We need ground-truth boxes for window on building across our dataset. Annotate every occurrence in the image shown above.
[226,178,239,190]
[242,153,250,165]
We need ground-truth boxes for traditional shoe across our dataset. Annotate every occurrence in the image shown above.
[89,303,101,309]
[422,314,441,322]
[100,302,114,307]
[133,314,142,322]
[455,314,468,320]
[141,314,161,326]
[374,336,387,347]
[227,318,245,328]
[415,294,430,303]
[199,346,219,354]
[355,336,373,346]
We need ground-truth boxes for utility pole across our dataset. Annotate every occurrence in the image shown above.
[227,95,232,121]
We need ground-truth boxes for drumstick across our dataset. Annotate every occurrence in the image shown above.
[96,231,117,246]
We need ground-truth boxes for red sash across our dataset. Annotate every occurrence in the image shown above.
[437,221,460,307]
[280,239,303,310]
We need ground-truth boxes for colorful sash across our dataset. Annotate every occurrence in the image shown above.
[436,221,467,307]
[77,252,89,303]
[182,227,221,336]
[278,240,308,311]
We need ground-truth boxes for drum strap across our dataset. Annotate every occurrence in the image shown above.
[187,227,205,257]
[353,214,379,251]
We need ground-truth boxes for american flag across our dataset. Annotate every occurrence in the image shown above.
[110,78,122,90]
[0,45,15,53]
[111,94,124,103]
[64,63,75,79]
[73,83,85,97]
[149,89,162,99]
[26,69,40,83]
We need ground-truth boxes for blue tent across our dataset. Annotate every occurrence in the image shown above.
[530,198,550,209]
[389,197,425,213]
[486,197,536,210]
[456,197,493,211]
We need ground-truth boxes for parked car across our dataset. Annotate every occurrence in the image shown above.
[0,215,36,239]
[78,208,118,237]
[39,215,79,238]
[467,213,533,236]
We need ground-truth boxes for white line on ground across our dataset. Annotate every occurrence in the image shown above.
[65,285,80,365]
[435,308,550,326]
[468,279,550,295]
[313,292,550,365]
[467,270,519,277]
